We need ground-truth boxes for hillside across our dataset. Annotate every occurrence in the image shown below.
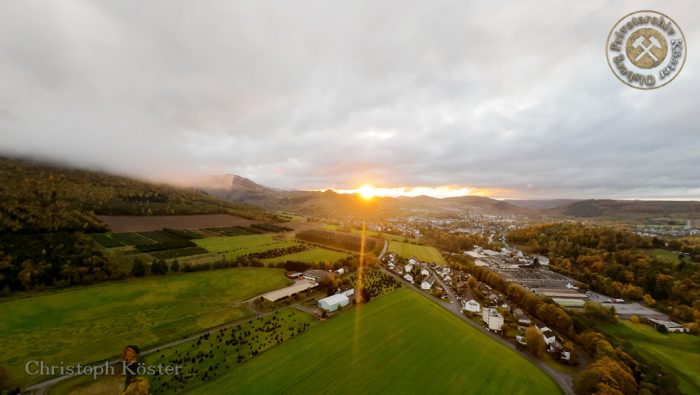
[0,157,275,293]
[552,199,700,220]
[506,199,578,209]
[0,157,272,234]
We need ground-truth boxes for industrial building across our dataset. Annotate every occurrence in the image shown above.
[318,292,350,312]
[262,280,318,302]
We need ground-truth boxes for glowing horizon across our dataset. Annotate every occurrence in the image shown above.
[323,185,497,199]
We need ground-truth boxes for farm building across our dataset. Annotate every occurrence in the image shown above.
[408,257,418,265]
[262,280,318,302]
[403,274,414,283]
[303,269,329,283]
[482,308,504,332]
[462,299,481,313]
[318,293,350,312]
[645,318,688,333]
[421,276,436,290]
[420,268,430,276]
[404,264,414,273]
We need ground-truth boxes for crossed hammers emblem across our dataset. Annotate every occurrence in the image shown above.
[632,35,662,62]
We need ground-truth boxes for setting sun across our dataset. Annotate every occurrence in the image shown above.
[358,184,377,200]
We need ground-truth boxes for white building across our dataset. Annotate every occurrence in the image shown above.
[404,264,414,273]
[482,308,504,332]
[318,293,350,312]
[408,257,417,265]
[646,318,689,333]
[538,326,556,345]
[421,276,436,290]
[403,274,414,283]
[462,299,481,313]
[420,268,430,276]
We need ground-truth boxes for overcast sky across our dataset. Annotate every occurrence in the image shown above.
[1,1,699,199]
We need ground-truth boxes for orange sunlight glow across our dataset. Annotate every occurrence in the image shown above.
[358,184,377,200]
[334,185,492,199]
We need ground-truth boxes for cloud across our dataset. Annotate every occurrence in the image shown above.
[0,0,698,199]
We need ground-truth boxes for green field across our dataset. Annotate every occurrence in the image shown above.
[52,308,317,395]
[324,224,418,243]
[388,240,446,265]
[0,268,289,387]
[641,248,680,264]
[195,289,561,394]
[194,234,297,258]
[599,321,700,394]
[263,247,348,265]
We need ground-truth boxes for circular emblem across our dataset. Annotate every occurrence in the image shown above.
[606,10,686,89]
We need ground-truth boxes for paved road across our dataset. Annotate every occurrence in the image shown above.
[382,266,575,395]
[378,239,388,260]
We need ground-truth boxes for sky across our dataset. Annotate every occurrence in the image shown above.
[1,1,699,199]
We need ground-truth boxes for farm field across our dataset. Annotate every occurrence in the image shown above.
[599,320,700,394]
[388,240,446,265]
[323,224,418,242]
[98,214,254,232]
[263,247,348,265]
[0,268,289,388]
[195,288,561,395]
[194,234,296,255]
[53,309,317,395]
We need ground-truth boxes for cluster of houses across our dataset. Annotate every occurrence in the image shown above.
[388,254,444,291]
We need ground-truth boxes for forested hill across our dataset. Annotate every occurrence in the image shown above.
[0,157,277,293]
[0,157,273,234]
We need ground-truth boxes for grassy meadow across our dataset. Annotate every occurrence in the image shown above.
[52,309,317,395]
[263,247,348,264]
[599,320,700,394]
[641,248,680,263]
[388,240,446,265]
[0,268,288,388]
[195,288,561,394]
[193,234,297,257]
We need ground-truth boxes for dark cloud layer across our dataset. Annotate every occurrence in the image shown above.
[1,1,698,199]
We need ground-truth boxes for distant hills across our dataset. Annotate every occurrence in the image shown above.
[202,175,531,218]
[549,199,700,220]
[203,173,700,221]
[4,156,698,224]
[506,199,578,210]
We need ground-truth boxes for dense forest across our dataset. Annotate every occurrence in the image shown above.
[420,227,495,253]
[0,157,274,293]
[507,223,700,330]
